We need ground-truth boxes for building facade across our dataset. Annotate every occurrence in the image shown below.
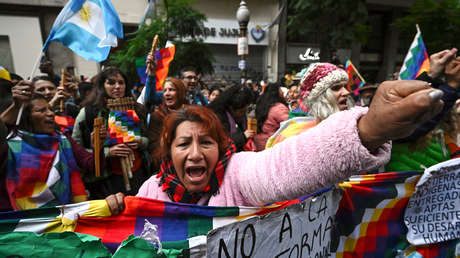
[284,0,416,83]
[0,0,418,84]
[0,0,281,83]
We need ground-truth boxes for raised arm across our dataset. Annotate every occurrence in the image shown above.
[229,80,444,206]
[0,80,33,126]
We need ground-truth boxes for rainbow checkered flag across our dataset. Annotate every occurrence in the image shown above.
[399,25,430,80]
[0,174,458,256]
[332,171,460,257]
[345,60,365,96]
[107,110,141,145]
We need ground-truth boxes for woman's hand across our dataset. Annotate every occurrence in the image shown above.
[445,57,460,89]
[109,143,134,157]
[358,80,444,152]
[11,80,33,105]
[427,48,457,79]
[49,86,71,107]
[105,192,125,216]
[90,125,107,148]
[244,129,256,139]
[64,77,79,99]
[145,53,157,76]
[125,141,139,150]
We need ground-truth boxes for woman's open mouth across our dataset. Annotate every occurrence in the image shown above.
[165,97,174,104]
[338,99,348,110]
[185,166,207,183]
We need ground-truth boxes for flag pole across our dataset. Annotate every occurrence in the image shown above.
[145,34,159,74]
[16,50,43,126]
[350,61,366,83]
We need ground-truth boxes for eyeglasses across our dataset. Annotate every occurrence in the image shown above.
[184,75,197,80]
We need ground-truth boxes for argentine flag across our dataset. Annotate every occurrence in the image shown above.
[43,0,123,62]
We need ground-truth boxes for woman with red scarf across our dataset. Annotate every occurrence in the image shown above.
[106,79,444,213]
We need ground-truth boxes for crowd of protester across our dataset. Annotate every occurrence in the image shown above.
[0,48,458,214]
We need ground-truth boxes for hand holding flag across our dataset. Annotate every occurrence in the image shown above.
[146,35,159,75]
[16,0,124,125]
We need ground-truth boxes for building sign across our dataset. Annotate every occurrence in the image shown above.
[197,18,269,46]
[404,158,460,245]
[287,45,321,64]
[207,189,341,257]
[299,48,320,61]
[250,25,265,43]
[287,44,352,64]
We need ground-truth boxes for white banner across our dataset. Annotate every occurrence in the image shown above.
[207,188,341,257]
[404,158,460,245]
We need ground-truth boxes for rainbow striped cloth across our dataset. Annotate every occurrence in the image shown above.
[0,173,458,256]
[6,131,87,210]
[265,116,317,149]
[345,60,365,96]
[135,44,175,92]
[334,171,459,257]
[54,115,75,134]
[0,196,299,255]
[399,25,430,80]
[107,110,141,145]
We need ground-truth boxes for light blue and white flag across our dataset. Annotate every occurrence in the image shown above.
[43,0,123,62]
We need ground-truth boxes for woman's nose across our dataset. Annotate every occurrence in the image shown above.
[340,87,350,96]
[188,141,203,161]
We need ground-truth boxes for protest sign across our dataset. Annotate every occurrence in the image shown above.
[405,158,460,245]
[207,188,341,257]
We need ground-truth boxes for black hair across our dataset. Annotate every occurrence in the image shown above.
[78,81,93,97]
[255,83,288,132]
[86,67,131,109]
[208,85,253,114]
[32,75,57,87]
[0,78,13,113]
[7,94,52,139]
[10,73,23,82]
[179,66,197,78]
[209,85,223,94]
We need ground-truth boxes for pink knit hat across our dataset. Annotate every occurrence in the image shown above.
[299,63,348,99]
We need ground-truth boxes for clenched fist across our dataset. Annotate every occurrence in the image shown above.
[358,80,444,152]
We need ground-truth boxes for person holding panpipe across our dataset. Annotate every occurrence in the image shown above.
[72,67,151,200]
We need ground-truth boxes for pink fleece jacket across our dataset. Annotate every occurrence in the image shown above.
[253,103,290,151]
[137,107,391,207]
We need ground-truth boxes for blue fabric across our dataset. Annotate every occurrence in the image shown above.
[144,75,163,107]
[188,89,209,106]
[43,0,123,62]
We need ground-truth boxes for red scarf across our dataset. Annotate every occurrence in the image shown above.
[157,141,236,203]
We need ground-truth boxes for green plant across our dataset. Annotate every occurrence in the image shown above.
[107,0,214,84]
[393,0,460,53]
[287,0,370,62]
